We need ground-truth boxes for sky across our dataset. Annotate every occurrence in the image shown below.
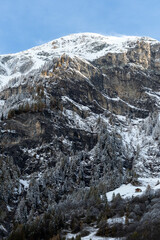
[0,0,160,54]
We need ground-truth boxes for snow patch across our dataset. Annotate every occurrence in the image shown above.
[66,226,124,240]
[106,178,160,201]
[106,183,146,201]
[0,224,7,232]
[19,179,30,189]
[7,205,13,212]
[108,216,126,225]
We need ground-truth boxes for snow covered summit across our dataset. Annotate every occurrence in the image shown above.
[0,32,159,90]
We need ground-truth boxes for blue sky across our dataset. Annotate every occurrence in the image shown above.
[0,0,160,54]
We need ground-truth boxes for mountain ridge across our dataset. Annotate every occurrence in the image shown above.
[0,32,159,91]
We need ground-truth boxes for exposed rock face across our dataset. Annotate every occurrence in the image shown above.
[93,41,160,114]
[0,33,160,238]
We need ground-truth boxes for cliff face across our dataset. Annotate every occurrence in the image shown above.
[0,33,160,238]
[94,40,160,112]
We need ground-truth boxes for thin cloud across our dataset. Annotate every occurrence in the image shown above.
[36,40,47,45]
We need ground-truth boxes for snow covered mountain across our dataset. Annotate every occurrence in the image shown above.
[0,33,159,89]
[0,33,160,239]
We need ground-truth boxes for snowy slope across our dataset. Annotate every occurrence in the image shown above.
[118,113,160,178]
[1,32,160,191]
[1,33,160,239]
[0,33,158,90]
[106,178,160,201]
[106,112,160,202]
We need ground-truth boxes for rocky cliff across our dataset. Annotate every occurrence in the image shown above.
[0,33,160,239]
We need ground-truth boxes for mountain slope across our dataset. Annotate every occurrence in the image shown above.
[0,33,160,239]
